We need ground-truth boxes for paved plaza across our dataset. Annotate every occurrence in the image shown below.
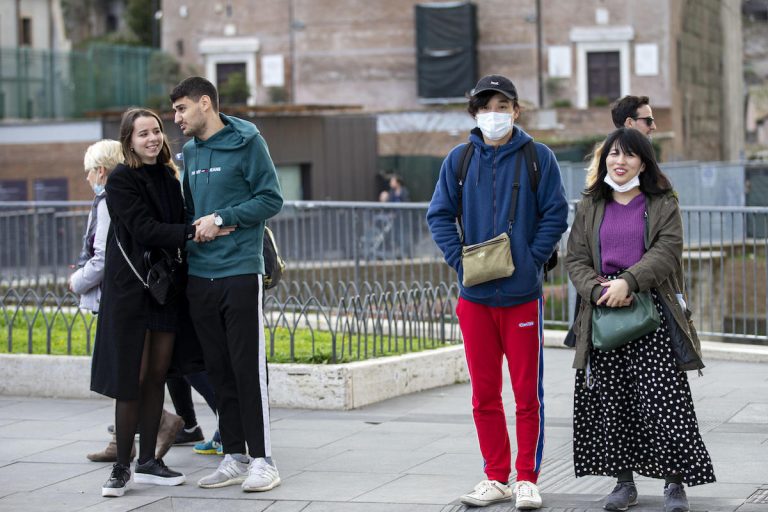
[0,347,767,511]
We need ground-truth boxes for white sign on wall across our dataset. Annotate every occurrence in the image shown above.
[634,43,659,76]
[548,46,572,78]
[262,54,285,87]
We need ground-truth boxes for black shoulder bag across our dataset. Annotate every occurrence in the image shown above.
[115,231,183,305]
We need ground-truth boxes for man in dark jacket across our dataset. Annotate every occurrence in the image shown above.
[427,75,568,509]
[170,77,283,493]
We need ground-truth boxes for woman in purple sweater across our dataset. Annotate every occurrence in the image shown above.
[565,128,714,512]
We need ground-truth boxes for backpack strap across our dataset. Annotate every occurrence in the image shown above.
[455,142,474,243]
[523,140,539,193]
[507,152,525,226]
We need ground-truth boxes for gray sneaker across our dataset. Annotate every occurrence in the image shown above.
[242,457,281,492]
[604,482,638,511]
[197,454,249,488]
[664,483,689,512]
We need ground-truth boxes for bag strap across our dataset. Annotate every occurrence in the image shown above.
[114,229,149,289]
[507,151,525,226]
[455,142,474,243]
[456,140,539,235]
[523,140,539,193]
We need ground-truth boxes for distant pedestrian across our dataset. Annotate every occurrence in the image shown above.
[427,74,569,509]
[565,128,715,512]
[385,174,410,202]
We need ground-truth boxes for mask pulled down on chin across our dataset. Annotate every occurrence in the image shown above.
[603,175,640,193]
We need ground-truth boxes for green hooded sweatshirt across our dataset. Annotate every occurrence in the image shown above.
[182,113,283,278]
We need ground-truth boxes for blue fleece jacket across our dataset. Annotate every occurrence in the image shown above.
[426,127,568,306]
[182,113,283,278]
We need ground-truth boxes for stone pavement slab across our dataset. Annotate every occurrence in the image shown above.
[0,348,767,511]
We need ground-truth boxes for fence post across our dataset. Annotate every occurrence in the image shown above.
[352,207,360,285]
[31,205,41,286]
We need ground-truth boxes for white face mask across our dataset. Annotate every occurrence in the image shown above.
[92,183,105,195]
[603,174,640,193]
[476,112,513,141]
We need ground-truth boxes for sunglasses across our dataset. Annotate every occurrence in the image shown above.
[633,116,655,127]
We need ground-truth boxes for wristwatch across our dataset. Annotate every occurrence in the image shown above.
[213,213,223,227]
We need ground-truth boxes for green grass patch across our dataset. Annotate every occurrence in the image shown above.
[1,309,453,363]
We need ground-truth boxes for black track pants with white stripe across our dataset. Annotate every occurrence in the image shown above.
[187,274,271,458]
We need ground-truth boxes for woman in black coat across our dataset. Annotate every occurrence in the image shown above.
[90,108,230,498]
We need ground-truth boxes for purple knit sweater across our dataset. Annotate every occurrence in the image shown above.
[600,194,646,275]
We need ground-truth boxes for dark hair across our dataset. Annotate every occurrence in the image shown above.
[585,127,672,200]
[610,95,650,128]
[119,108,178,178]
[170,76,219,112]
[467,90,519,117]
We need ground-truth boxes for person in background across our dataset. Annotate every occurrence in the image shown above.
[168,372,222,455]
[70,140,123,314]
[386,174,410,202]
[565,128,715,512]
[427,74,568,509]
[586,95,657,188]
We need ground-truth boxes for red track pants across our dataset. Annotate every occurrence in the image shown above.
[457,297,545,484]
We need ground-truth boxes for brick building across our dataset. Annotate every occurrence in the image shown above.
[162,0,744,162]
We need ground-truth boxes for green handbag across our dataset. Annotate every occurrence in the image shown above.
[591,291,661,351]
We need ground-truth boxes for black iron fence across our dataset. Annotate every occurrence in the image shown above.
[1,201,767,343]
[1,281,463,362]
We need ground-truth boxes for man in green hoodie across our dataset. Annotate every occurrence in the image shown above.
[170,76,283,493]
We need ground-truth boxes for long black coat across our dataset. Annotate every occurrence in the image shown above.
[90,163,202,400]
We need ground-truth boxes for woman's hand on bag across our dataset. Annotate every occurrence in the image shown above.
[597,279,632,308]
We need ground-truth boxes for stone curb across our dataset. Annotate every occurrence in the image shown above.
[0,344,470,410]
[1,330,765,409]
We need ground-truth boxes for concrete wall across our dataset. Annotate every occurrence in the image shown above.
[0,346,471,410]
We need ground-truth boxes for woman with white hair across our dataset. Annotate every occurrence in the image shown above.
[70,139,124,312]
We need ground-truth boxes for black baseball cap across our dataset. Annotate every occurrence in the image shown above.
[470,75,518,101]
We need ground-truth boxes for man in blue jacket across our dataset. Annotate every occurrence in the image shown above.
[170,76,283,493]
[427,75,568,509]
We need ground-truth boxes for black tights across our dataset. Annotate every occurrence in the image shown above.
[115,330,175,466]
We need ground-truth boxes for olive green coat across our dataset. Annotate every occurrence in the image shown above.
[565,191,704,371]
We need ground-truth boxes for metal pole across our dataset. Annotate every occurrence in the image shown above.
[288,0,296,103]
[535,0,544,108]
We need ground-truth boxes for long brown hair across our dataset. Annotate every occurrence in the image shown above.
[119,108,179,178]
[585,127,672,200]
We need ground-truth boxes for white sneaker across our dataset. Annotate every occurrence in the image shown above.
[242,457,281,492]
[459,480,512,507]
[197,454,249,488]
[514,480,542,509]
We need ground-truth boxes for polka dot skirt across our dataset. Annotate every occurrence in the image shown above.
[573,289,716,486]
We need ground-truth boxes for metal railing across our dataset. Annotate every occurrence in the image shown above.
[0,281,462,362]
[0,201,766,343]
[0,44,169,119]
